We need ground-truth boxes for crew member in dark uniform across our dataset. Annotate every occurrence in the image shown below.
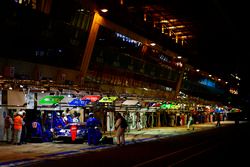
[86,112,101,145]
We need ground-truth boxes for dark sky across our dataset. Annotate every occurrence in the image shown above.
[165,0,249,94]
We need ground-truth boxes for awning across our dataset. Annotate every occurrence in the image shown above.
[81,95,101,102]
[160,103,172,109]
[151,102,161,107]
[122,100,139,106]
[39,95,64,105]
[230,108,241,113]
[99,96,118,103]
[68,98,91,107]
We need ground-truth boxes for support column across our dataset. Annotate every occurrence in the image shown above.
[0,90,8,140]
[80,12,101,80]
[174,63,186,99]
[157,112,161,127]
[34,93,37,111]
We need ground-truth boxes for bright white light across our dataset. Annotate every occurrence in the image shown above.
[101,8,108,13]
[150,43,156,46]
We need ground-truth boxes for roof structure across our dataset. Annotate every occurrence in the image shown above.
[94,0,249,96]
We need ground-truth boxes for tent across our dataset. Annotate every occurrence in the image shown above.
[122,100,139,106]
[98,96,118,103]
[68,98,91,107]
[81,95,101,102]
[160,103,172,109]
[39,95,64,105]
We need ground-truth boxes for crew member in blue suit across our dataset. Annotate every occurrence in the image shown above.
[43,113,53,142]
[65,108,73,123]
[54,112,66,130]
[31,121,43,138]
[86,112,102,145]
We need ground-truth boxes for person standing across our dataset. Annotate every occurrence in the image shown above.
[4,112,13,143]
[114,113,126,146]
[61,112,68,125]
[65,108,73,123]
[136,112,141,131]
[54,112,66,130]
[72,111,80,123]
[42,113,53,142]
[86,112,101,145]
[13,111,23,145]
[20,110,28,144]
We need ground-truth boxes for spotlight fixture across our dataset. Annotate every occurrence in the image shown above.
[100,8,108,13]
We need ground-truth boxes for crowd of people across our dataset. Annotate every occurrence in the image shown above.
[4,110,27,145]
[3,109,129,146]
[4,108,225,146]
[3,108,82,145]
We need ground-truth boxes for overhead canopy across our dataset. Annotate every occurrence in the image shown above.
[151,102,161,107]
[68,98,91,107]
[160,103,172,109]
[122,100,139,106]
[39,95,64,105]
[99,96,118,103]
[81,95,101,102]
[230,108,241,113]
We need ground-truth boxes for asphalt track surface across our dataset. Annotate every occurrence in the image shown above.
[0,121,249,167]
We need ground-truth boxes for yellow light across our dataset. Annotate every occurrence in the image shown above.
[167,26,176,29]
[169,19,177,22]
[160,20,169,23]
[175,32,183,35]
[176,25,185,28]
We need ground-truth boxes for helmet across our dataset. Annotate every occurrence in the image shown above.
[18,111,23,116]
[21,110,26,115]
[89,112,94,116]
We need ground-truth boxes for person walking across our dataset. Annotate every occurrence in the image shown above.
[86,112,102,145]
[187,114,193,130]
[215,112,221,127]
[4,112,14,143]
[114,113,127,146]
[13,111,23,145]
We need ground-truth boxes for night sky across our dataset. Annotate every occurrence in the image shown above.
[164,0,250,96]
